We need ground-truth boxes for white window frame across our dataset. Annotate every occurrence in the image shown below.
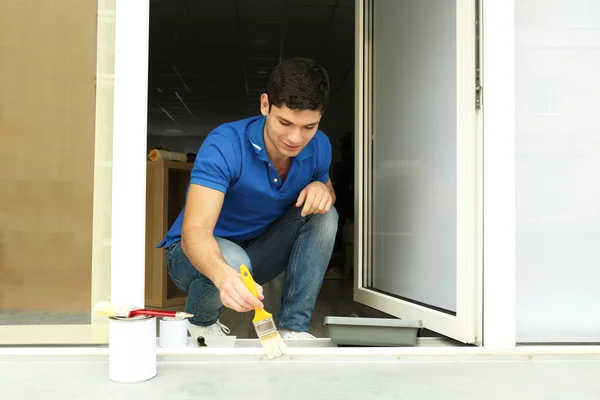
[6,0,599,357]
[480,0,516,350]
[109,0,150,308]
[111,0,517,350]
[108,0,517,351]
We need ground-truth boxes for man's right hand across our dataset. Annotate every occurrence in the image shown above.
[214,266,264,312]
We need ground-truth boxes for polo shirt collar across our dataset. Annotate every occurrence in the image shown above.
[248,116,269,162]
[248,115,315,162]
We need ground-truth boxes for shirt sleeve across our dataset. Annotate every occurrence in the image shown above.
[189,133,239,193]
[314,132,333,185]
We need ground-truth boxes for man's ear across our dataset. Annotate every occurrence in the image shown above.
[260,93,269,116]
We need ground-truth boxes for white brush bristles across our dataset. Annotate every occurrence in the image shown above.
[259,331,288,359]
[92,300,137,317]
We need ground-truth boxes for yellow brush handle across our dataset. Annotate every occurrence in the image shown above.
[239,264,272,322]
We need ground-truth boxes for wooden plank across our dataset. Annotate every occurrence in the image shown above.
[0,0,98,312]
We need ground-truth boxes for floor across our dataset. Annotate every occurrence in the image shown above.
[190,273,394,338]
[145,270,396,338]
[1,351,599,399]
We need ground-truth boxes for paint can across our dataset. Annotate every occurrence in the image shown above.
[108,315,157,383]
[159,317,188,348]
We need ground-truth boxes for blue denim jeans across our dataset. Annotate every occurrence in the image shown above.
[165,205,339,333]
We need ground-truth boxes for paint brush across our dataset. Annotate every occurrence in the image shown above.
[240,264,287,359]
[92,300,193,319]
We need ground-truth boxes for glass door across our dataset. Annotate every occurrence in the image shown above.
[354,0,481,343]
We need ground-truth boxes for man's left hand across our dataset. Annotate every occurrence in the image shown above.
[296,181,334,217]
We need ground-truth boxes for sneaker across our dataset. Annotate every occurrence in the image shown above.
[187,320,231,338]
[280,329,316,340]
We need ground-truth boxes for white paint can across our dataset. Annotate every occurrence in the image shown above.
[159,317,188,348]
[108,315,157,383]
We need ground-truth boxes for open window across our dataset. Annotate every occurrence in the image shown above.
[143,0,482,345]
[354,0,481,344]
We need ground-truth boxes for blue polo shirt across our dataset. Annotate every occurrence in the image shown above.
[158,115,332,248]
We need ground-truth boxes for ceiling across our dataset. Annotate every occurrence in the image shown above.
[147,0,355,136]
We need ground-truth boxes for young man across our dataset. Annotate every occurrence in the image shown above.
[157,58,338,340]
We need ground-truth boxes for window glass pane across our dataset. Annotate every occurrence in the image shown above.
[0,0,114,344]
[516,0,600,343]
[371,0,458,313]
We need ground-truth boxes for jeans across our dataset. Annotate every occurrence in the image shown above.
[165,205,339,332]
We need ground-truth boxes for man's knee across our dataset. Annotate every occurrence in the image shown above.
[215,237,252,272]
[308,206,339,240]
[165,241,196,291]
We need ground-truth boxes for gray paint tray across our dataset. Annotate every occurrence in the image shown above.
[323,316,423,347]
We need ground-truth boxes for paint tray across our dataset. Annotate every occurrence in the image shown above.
[323,316,423,347]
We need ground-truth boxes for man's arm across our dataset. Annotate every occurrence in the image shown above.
[181,184,263,312]
[295,132,336,215]
[296,178,336,216]
[180,184,229,285]
[324,178,336,205]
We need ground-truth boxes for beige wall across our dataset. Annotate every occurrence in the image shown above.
[0,0,98,312]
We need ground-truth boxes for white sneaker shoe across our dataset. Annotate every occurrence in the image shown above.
[280,329,316,340]
[187,320,231,338]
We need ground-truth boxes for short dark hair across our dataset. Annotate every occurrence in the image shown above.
[266,58,330,113]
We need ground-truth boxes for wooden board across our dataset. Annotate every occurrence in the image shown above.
[0,0,98,312]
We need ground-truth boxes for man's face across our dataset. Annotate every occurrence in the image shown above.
[260,94,322,159]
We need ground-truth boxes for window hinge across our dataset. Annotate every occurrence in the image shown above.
[475,0,482,109]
